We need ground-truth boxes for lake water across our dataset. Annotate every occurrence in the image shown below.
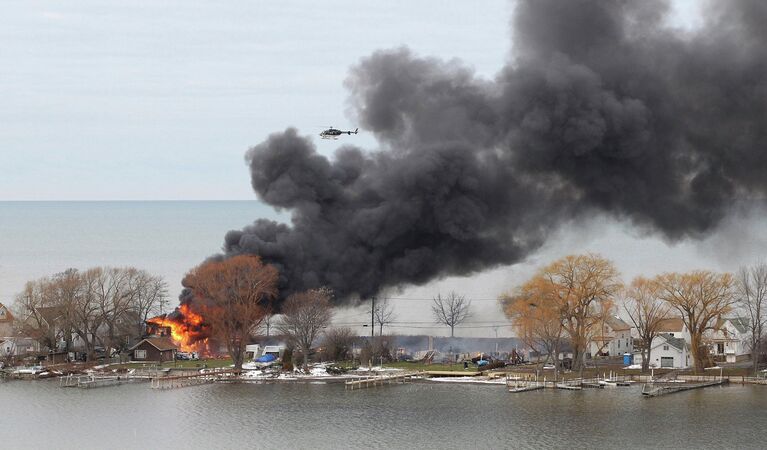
[0,201,283,304]
[1,380,765,449]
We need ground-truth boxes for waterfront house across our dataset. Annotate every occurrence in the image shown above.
[129,337,178,362]
[0,336,41,358]
[0,303,15,337]
[655,317,691,342]
[20,305,70,351]
[707,317,751,363]
[633,333,690,369]
[589,316,633,358]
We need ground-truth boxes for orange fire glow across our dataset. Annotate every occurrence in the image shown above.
[147,304,211,354]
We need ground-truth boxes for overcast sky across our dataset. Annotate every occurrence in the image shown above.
[2,1,517,200]
[1,0,704,201]
[7,1,752,339]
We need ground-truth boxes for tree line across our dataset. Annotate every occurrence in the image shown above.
[12,267,168,359]
[9,254,481,371]
[501,253,767,374]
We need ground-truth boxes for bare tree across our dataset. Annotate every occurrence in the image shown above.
[322,326,355,361]
[72,269,106,359]
[737,263,767,375]
[655,271,737,371]
[501,288,565,368]
[623,277,671,371]
[257,309,275,337]
[373,297,396,336]
[14,267,168,360]
[125,268,168,337]
[432,292,471,337]
[185,255,279,371]
[540,254,622,371]
[278,288,334,371]
[46,269,86,354]
[13,279,57,349]
[90,267,135,359]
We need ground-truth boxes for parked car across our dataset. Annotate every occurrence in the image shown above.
[176,351,199,361]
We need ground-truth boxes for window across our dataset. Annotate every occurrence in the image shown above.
[663,345,669,351]
[135,349,147,359]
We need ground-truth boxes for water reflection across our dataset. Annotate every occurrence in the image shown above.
[1,380,765,449]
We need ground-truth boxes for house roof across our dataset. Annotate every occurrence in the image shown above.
[0,303,14,323]
[658,333,686,351]
[605,316,631,331]
[725,317,749,334]
[130,337,179,352]
[36,306,66,326]
[657,318,685,333]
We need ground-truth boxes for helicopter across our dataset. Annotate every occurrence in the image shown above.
[319,126,358,139]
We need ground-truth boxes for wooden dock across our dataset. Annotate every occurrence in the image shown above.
[424,370,480,377]
[642,379,728,397]
[509,383,544,393]
[59,374,144,389]
[344,371,420,390]
[506,374,583,393]
[150,368,239,389]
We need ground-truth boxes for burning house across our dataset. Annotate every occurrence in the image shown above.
[145,303,213,355]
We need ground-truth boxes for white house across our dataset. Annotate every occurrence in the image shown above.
[633,333,691,369]
[0,336,40,358]
[707,317,750,363]
[589,316,633,357]
[655,317,691,343]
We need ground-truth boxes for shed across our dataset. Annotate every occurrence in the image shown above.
[130,337,178,362]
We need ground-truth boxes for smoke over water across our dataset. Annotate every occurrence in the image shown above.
[223,0,767,305]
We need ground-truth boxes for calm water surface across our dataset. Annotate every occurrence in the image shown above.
[0,201,283,303]
[1,380,765,449]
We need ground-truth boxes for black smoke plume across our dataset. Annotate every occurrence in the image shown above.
[224,0,767,304]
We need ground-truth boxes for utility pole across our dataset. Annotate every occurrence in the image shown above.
[369,296,376,369]
[370,296,376,339]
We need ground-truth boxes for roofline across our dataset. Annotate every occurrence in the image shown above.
[129,338,178,352]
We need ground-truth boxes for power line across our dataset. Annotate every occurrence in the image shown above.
[381,297,502,302]
[332,322,513,329]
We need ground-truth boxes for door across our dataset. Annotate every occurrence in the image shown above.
[660,357,674,368]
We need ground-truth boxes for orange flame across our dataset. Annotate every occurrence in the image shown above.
[147,304,211,354]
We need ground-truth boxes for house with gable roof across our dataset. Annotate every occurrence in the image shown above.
[707,317,751,363]
[129,336,178,362]
[0,303,15,337]
[633,332,691,369]
[588,315,634,358]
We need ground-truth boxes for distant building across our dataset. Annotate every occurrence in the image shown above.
[129,337,178,362]
[21,305,69,351]
[708,317,751,363]
[0,303,14,337]
[589,316,633,357]
[0,336,40,358]
[633,333,691,369]
[655,317,691,343]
